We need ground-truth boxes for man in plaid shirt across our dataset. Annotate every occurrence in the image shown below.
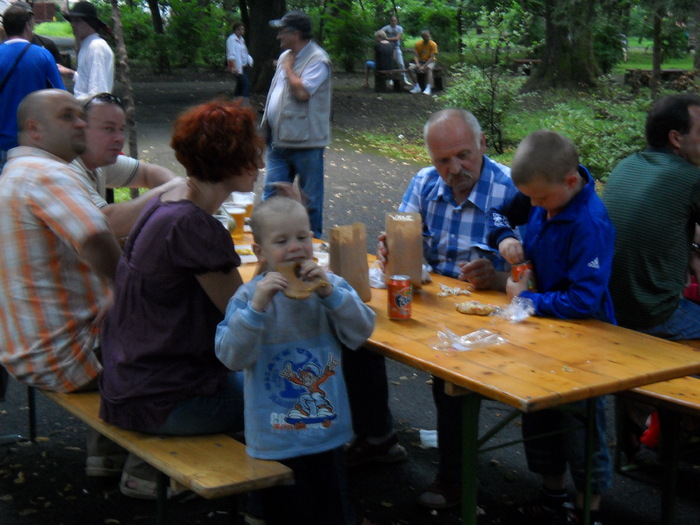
[347,108,517,510]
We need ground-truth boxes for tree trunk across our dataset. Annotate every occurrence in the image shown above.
[247,0,286,94]
[694,0,700,71]
[110,1,137,160]
[145,0,170,72]
[651,1,664,98]
[527,0,600,89]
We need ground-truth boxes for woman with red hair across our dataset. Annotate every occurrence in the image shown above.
[98,98,264,499]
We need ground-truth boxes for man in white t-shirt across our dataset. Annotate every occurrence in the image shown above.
[63,1,114,100]
[70,92,183,239]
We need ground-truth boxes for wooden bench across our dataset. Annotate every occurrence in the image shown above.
[414,66,444,92]
[615,339,700,525]
[511,58,541,76]
[38,389,293,525]
[624,68,695,89]
[374,69,407,93]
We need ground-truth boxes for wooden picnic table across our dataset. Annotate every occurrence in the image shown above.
[237,246,700,525]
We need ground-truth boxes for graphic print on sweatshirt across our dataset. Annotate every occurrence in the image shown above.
[265,346,340,430]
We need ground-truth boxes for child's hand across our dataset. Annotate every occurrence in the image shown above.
[298,259,333,298]
[251,272,287,312]
[498,238,525,265]
[505,269,534,299]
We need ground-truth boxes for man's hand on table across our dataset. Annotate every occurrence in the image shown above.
[458,258,500,290]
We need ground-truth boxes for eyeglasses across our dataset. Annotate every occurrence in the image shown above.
[84,93,124,110]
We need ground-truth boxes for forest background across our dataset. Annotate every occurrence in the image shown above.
[35,0,700,181]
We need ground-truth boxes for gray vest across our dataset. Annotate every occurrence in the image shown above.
[262,41,332,149]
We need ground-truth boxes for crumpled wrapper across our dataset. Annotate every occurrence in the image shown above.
[494,296,535,323]
[433,328,507,352]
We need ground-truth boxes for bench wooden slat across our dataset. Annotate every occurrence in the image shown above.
[42,390,293,499]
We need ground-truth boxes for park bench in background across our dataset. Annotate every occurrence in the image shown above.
[16,388,293,525]
[374,69,407,93]
[615,339,700,525]
[624,68,695,90]
[414,67,444,92]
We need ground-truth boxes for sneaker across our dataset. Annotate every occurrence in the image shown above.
[417,478,460,509]
[403,78,412,87]
[518,489,571,525]
[85,453,127,477]
[565,504,603,525]
[119,472,188,500]
[410,85,421,94]
[423,85,432,95]
[345,432,407,467]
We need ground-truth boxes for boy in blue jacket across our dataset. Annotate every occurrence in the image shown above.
[215,196,375,525]
[487,130,614,525]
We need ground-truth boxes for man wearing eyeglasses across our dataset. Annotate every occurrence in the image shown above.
[260,11,331,238]
[70,92,182,239]
[0,89,121,394]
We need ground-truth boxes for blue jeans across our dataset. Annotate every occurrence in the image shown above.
[233,72,250,98]
[641,298,700,341]
[154,371,244,435]
[522,396,612,495]
[263,146,325,237]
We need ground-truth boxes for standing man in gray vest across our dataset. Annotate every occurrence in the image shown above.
[260,11,331,238]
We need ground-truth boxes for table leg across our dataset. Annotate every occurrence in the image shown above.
[658,408,680,525]
[582,399,595,525]
[461,393,482,525]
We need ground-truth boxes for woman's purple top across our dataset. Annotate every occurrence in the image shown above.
[99,197,240,431]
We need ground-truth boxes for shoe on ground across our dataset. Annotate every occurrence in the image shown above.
[410,85,421,94]
[423,86,432,95]
[119,472,188,500]
[345,432,407,467]
[85,453,127,477]
[417,477,460,509]
[403,78,412,86]
[518,489,571,525]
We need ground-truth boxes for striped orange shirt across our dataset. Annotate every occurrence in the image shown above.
[0,147,111,392]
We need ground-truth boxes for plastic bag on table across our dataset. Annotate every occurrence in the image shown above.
[432,327,507,352]
[495,296,535,323]
[369,260,387,289]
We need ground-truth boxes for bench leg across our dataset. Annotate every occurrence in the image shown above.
[658,409,680,525]
[373,73,386,93]
[156,470,169,525]
[392,77,402,92]
[434,76,443,91]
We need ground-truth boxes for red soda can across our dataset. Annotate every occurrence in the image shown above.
[388,274,412,320]
[511,261,532,282]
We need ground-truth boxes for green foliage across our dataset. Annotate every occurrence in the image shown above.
[443,65,526,154]
[34,22,72,38]
[322,6,374,72]
[117,4,157,63]
[441,4,534,154]
[167,0,227,68]
[516,83,648,182]
[594,23,625,74]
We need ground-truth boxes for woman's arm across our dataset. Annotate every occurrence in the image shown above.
[196,268,244,313]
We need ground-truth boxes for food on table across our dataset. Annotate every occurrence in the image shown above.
[455,300,499,316]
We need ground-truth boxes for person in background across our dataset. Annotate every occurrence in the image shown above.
[215,196,375,525]
[226,20,253,100]
[63,1,114,99]
[0,4,64,170]
[380,14,410,86]
[363,29,395,88]
[409,30,438,95]
[260,11,331,238]
[487,130,614,525]
[348,109,517,511]
[70,92,182,239]
[98,98,264,499]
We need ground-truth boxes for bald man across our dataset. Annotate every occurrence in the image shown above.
[0,89,120,393]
